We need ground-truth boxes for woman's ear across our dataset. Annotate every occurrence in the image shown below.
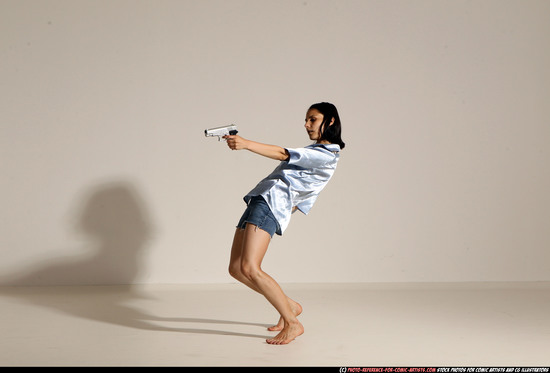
[329,117,335,126]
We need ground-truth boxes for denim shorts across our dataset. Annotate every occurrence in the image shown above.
[236,196,280,238]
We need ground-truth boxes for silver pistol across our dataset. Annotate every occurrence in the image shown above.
[204,124,238,141]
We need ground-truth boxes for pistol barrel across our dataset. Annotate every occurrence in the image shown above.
[204,124,238,139]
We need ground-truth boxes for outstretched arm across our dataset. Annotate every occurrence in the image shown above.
[224,135,289,161]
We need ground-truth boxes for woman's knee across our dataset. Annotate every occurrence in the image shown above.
[228,261,242,279]
[228,261,260,283]
[240,261,262,282]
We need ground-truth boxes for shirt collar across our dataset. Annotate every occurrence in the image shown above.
[309,143,341,153]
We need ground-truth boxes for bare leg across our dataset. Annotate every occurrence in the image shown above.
[228,228,302,331]
[228,224,303,344]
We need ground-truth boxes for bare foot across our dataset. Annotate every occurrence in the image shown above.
[268,300,302,331]
[266,320,304,345]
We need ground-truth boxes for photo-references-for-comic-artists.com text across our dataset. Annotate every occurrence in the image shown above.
[339,368,549,373]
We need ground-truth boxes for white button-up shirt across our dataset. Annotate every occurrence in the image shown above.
[244,143,340,235]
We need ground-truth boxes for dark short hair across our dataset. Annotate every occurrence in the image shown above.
[309,102,346,149]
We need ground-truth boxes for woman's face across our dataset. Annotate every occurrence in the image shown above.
[304,108,325,142]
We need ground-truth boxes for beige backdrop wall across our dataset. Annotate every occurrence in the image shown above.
[1,0,549,285]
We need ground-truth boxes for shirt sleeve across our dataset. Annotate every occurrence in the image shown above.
[285,146,335,168]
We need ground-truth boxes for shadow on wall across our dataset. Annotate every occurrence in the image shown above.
[0,181,152,286]
[0,182,270,339]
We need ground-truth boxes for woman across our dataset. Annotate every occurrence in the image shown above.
[225,102,345,345]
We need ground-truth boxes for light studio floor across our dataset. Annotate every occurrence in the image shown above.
[0,282,549,367]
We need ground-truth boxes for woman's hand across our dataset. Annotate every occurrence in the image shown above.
[224,135,248,150]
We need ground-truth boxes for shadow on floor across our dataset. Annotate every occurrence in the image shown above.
[1,285,271,340]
